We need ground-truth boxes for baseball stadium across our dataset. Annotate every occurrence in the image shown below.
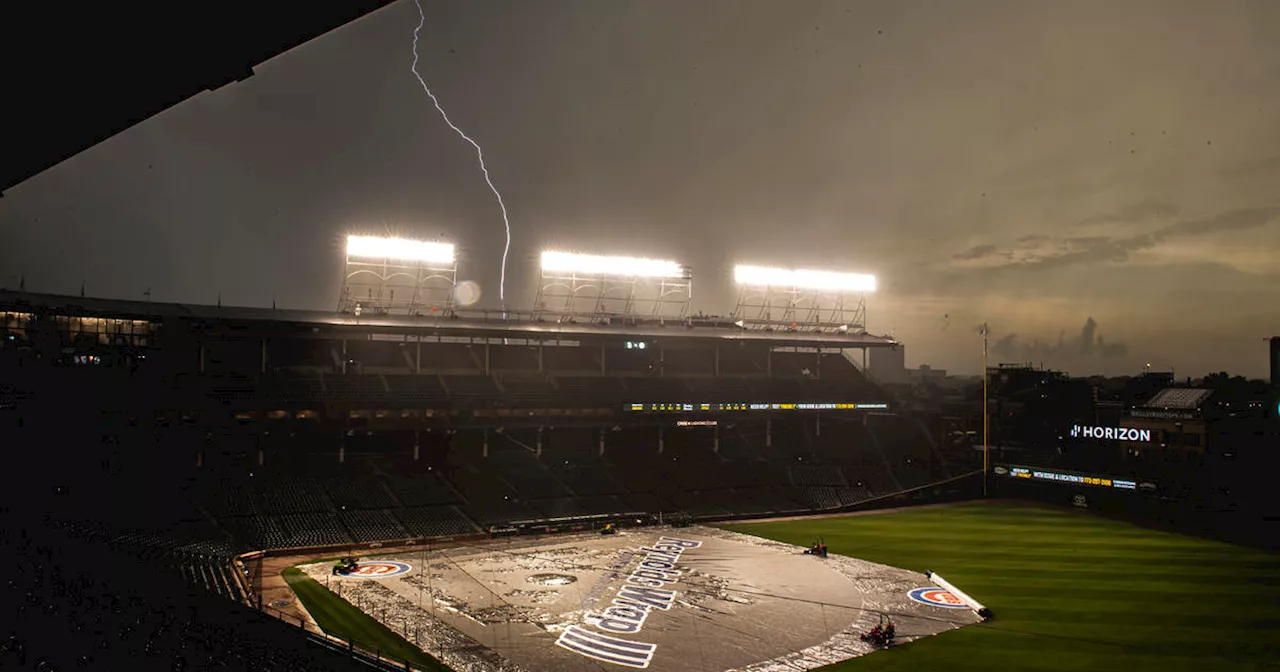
[4,5,1280,671]
[2,233,1277,672]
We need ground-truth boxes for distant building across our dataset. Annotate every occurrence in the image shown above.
[867,344,907,385]
[1120,388,1213,456]
[910,364,947,385]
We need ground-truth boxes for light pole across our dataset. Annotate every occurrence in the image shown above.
[982,323,990,497]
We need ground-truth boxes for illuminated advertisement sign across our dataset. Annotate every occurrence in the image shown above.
[997,464,1141,491]
[1068,425,1152,442]
[1129,409,1195,421]
[625,402,888,413]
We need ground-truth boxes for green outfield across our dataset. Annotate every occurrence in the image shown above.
[720,500,1280,672]
[281,567,450,671]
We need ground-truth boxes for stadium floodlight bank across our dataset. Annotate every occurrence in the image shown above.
[534,250,693,323]
[731,264,874,333]
[541,251,687,279]
[926,570,992,621]
[337,235,458,317]
[733,266,876,293]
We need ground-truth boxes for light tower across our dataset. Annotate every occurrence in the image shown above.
[533,250,692,322]
[337,234,457,316]
[731,264,875,333]
[1269,336,1279,420]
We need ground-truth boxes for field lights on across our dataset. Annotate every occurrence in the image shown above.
[541,251,687,278]
[346,235,455,264]
[733,265,876,292]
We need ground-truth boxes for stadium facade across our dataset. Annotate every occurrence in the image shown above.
[0,288,972,556]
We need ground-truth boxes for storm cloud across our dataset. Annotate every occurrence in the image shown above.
[991,317,1129,372]
[955,205,1280,271]
[1,0,1277,378]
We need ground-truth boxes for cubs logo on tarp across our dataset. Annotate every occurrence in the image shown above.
[908,587,968,609]
[349,561,412,578]
[556,536,703,668]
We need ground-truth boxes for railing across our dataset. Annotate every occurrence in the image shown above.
[254,601,432,672]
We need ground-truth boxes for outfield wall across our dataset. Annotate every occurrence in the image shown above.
[696,471,985,524]
[993,470,1277,550]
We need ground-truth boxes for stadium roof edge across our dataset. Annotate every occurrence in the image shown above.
[0,290,901,349]
[3,2,389,194]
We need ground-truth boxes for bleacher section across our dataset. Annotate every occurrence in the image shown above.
[384,473,458,507]
[4,321,951,615]
[393,506,475,537]
[338,509,408,543]
[496,374,558,407]
[275,512,350,548]
[255,477,330,515]
[204,411,938,542]
[190,345,888,413]
[323,476,397,509]
[1,275,953,671]
[384,375,449,404]
[10,409,947,560]
[867,414,949,490]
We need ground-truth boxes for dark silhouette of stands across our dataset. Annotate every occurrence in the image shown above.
[113,412,947,556]
[0,315,954,670]
[0,504,419,672]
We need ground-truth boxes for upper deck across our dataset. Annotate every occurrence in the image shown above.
[0,290,899,351]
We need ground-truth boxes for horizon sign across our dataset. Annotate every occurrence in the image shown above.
[1069,424,1152,442]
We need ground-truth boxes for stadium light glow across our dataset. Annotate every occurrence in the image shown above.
[346,235,455,264]
[541,251,686,278]
[733,265,876,292]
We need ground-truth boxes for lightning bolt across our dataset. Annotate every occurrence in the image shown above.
[410,0,513,307]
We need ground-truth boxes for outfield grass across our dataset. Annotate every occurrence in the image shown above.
[721,500,1280,672]
[281,566,450,671]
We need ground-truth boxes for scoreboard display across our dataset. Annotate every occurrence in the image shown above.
[625,402,889,413]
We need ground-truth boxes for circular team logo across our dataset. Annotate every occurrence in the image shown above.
[908,587,968,609]
[348,561,413,578]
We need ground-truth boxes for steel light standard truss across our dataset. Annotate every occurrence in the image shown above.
[337,235,458,316]
[731,264,874,333]
[532,251,692,322]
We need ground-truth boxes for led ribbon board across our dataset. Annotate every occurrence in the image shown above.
[995,464,1141,491]
[625,402,889,412]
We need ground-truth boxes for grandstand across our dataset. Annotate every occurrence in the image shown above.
[0,249,972,670]
[0,287,954,527]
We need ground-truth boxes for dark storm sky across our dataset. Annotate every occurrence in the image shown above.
[2,0,1278,377]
